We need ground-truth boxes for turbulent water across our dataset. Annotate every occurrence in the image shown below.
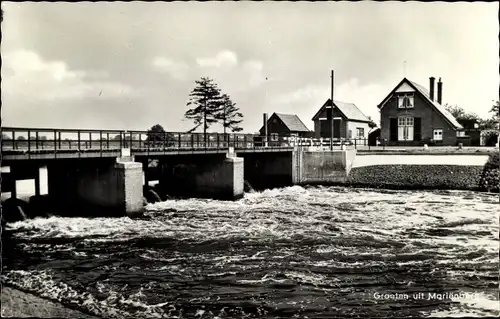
[2,186,499,318]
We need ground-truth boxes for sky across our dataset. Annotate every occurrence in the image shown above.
[1,1,498,133]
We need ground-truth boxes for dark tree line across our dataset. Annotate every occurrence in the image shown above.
[445,101,499,130]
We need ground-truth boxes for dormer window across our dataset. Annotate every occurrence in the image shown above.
[398,93,414,109]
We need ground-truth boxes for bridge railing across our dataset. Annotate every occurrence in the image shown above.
[1,127,370,153]
[291,137,369,149]
[0,127,296,153]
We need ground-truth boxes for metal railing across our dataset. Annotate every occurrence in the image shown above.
[0,127,371,154]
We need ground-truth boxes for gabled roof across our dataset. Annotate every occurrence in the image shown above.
[311,99,371,123]
[260,113,310,132]
[377,78,463,130]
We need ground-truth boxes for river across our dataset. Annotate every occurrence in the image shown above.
[2,186,499,318]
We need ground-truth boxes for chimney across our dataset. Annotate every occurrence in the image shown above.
[263,113,268,136]
[429,77,435,101]
[437,77,443,104]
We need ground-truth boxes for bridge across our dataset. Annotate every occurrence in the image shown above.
[1,127,368,160]
[1,126,360,221]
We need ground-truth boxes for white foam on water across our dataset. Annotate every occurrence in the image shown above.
[4,186,499,318]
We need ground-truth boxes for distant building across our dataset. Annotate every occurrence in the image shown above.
[311,99,371,140]
[259,113,312,140]
[457,118,481,146]
[377,77,464,146]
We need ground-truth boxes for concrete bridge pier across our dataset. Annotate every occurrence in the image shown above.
[157,154,244,200]
[46,157,144,217]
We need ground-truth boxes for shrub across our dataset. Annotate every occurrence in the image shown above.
[479,150,499,192]
[480,130,499,146]
[346,165,484,191]
[484,151,499,170]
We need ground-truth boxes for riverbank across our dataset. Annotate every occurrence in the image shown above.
[343,150,499,193]
[343,165,488,191]
[1,285,100,318]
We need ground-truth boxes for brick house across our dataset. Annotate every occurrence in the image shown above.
[311,99,371,140]
[259,113,312,141]
[377,77,464,146]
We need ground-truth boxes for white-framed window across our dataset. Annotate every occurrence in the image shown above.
[398,116,414,141]
[270,133,279,141]
[398,94,414,108]
[456,131,465,137]
[434,129,443,141]
[356,127,365,138]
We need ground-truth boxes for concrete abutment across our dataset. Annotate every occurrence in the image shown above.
[46,158,144,217]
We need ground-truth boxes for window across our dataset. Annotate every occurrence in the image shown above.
[356,128,365,138]
[348,130,352,139]
[456,131,465,137]
[398,116,414,141]
[398,94,414,108]
[433,129,443,141]
[270,133,279,141]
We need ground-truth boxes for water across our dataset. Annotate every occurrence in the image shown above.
[2,186,499,318]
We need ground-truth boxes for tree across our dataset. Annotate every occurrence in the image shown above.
[146,124,174,147]
[185,77,223,143]
[444,104,480,121]
[2,133,11,140]
[367,116,377,129]
[17,136,26,141]
[215,93,243,134]
[490,100,499,122]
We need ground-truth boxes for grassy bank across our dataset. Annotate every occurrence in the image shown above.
[343,151,499,193]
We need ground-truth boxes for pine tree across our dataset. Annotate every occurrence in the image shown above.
[216,94,244,135]
[185,77,223,144]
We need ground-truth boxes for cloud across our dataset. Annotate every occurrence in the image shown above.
[2,49,136,101]
[196,50,238,68]
[242,60,267,87]
[151,57,190,80]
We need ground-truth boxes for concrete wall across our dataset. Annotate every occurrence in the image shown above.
[158,154,244,200]
[239,149,357,189]
[299,149,356,184]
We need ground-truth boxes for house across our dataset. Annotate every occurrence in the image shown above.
[457,118,481,146]
[311,99,372,140]
[377,77,463,146]
[259,113,312,141]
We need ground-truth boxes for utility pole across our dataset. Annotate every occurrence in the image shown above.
[330,70,334,150]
